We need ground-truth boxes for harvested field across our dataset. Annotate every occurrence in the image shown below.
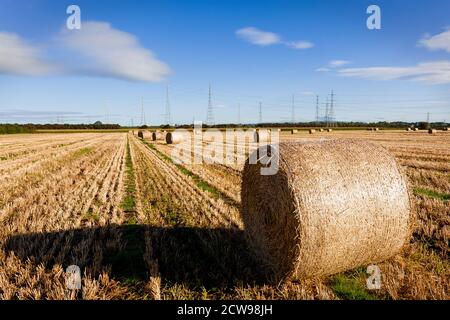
[0,130,448,300]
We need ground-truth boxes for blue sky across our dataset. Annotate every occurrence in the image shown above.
[0,0,449,125]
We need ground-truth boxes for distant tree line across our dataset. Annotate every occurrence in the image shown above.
[0,121,121,134]
[0,124,36,134]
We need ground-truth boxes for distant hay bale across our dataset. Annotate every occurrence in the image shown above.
[309,129,316,134]
[166,131,186,144]
[443,127,449,131]
[241,139,411,279]
[428,129,437,134]
[414,128,419,131]
[406,128,412,131]
[152,132,165,141]
[319,128,324,132]
[276,128,282,132]
[138,130,151,139]
[327,128,333,132]
[254,129,271,143]
[374,128,379,131]
[291,129,298,134]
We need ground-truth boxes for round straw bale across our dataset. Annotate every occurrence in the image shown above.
[138,130,151,139]
[152,131,165,141]
[254,129,271,143]
[327,128,333,132]
[443,127,448,131]
[319,128,324,132]
[291,129,298,134]
[166,131,187,144]
[414,128,419,131]
[309,129,316,134]
[241,139,411,279]
[428,129,437,134]
[406,128,412,131]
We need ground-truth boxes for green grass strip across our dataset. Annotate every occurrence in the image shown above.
[330,268,381,300]
[140,139,233,202]
[414,187,450,201]
[121,138,137,218]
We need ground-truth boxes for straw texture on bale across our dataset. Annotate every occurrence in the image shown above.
[138,130,151,139]
[309,129,316,134]
[241,139,411,279]
[152,132,165,141]
[254,130,271,143]
[166,131,186,144]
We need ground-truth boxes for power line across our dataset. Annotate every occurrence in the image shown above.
[325,96,329,127]
[206,83,214,125]
[259,101,262,124]
[330,90,335,127]
[291,94,295,123]
[238,103,241,125]
[140,97,145,125]
[315,95,319,124]
[165,85,171,125]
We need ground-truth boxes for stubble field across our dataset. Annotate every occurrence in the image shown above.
[0,130,448,300]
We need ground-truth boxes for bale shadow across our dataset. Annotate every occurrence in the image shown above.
[3,225,268,291]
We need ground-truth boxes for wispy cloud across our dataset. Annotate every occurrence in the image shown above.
[0,32,58,76]
[235,26,313,50]
[316,60,350,72]
[418,29,450,53]
[338,61,450,85]
[329,60,350,68]
[0,21,170,82]
[59,21,170,82]
[235,27,280,46]
[286,40,314,50]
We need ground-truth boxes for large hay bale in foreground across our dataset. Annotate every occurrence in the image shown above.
[138,130,151,139]
[241,139,411,279]
[166,131,186,144]
[254,130,271,143]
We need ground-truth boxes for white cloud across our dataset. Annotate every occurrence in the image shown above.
[235,27,280,46]
[59,21,170,82]
[286,40,314,50]
[338,61,450,85]
[235,27,313,50]
[0,32,57,76]
[329,60,350,68]
[418,29,450,53]
[316,67,330,72]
